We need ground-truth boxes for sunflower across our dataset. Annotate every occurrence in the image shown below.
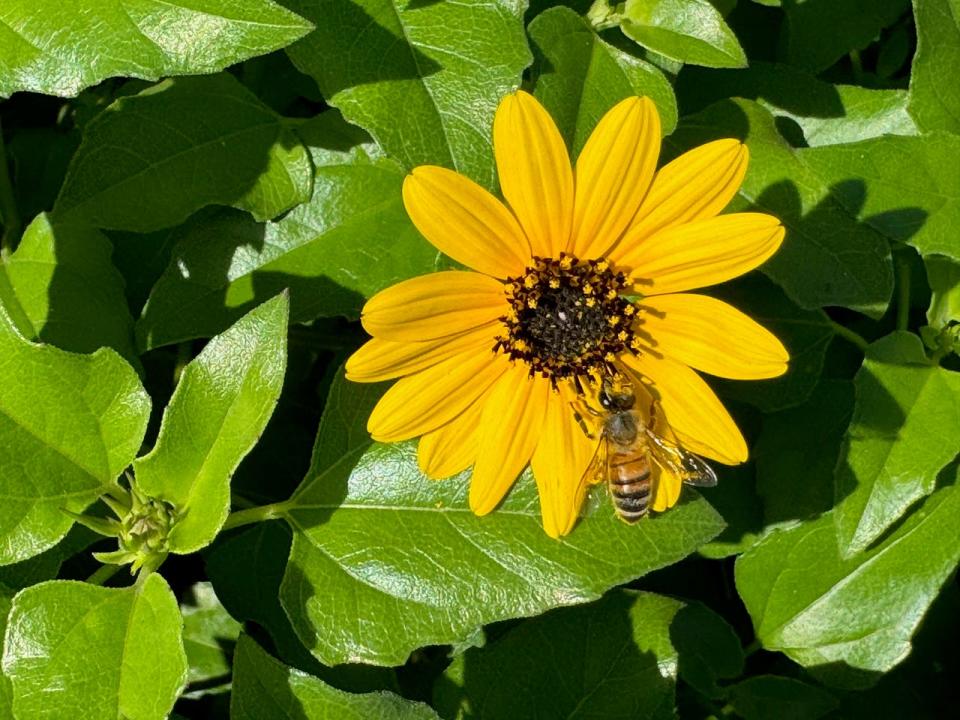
[346,91,787,538]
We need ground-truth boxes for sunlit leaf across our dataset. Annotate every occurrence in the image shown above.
[909,0,960,133]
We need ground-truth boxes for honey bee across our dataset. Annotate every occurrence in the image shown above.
[575,377,717,522]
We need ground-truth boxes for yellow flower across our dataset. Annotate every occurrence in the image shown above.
[346,91,788,538]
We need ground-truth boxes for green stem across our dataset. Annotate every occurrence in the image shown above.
[0,118,21,257]
[829,320,870,352]
[87,564,122,586]
[895,252,911,332]
[743,638,762,658]
[221,501,290,531]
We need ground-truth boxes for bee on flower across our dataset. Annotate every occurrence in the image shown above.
[346,91,788,538]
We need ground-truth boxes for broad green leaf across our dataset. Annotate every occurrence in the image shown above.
[135,294,289,553]
[909,0,960,133]
[0,214,135,362]
[53,73,313,232]
[755,380,854,525]
[925,255,960,327]
[136,127,438,350]
[435,591,681,719]
[728,676,838,720]
[278,373,725,666]
[780,0,909,72]
[0,306,149,565]
[696,463,764,559]
[833,332,960,556]
[621,0,747,68]
[0,0,313,97]
[799,133,960,262]
[231,634,438,720]
[108,226,180,315]
[667,99,893,317]
[2,574,187,720]
[284,0,530,189]
[529,7,677,153]
[671,601,744,700]
[181,582,241,696]
[0,527,97,591]
[735,474,960,673]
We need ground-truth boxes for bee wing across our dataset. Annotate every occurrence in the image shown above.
[581,435,608,487]
[643,428,718,488]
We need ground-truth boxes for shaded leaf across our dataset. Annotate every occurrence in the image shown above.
[135,294,288,553]
[925,255,960,327]
[181,582,242,696]
[671,601,744,700]
[2,575,187,720]
[909,0,960,133]
[729,675,838,720]
[0,0,313,97]
[0,584,12,718]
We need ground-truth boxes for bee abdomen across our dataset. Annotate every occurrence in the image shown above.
[609,452,652,523]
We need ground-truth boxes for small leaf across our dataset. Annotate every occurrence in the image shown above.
[435,590,681,719]
[135,294,289,554]
[621,0,747,69]
[909,0,960,133]
[284,0,531,189]
[671,601,744,700]
[0,213,136,362]
[0,0,313,97]
[2,575,187,720]
[53,73,313,232]
[834,332,960,556]
[529,6,678,153]
[180,582,242,697]
[231,634,439,719]
[735,473,960,674]
[728,675,838,720]
[0,306,149,565]
[925,255,960,327]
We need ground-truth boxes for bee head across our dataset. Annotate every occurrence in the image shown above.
[598,378,635,412]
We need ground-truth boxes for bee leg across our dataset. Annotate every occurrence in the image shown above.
[570,407,595,440]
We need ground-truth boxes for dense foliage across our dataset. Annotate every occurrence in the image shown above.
[0,1,958,718]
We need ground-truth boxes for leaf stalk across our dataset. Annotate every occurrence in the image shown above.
[221,501,291,531]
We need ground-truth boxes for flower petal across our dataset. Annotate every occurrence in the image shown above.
[650,465,682,513]
[362,271,506,342]
[624,139,748,244]
[621,213,785,296]
[417,391,486,479]
[571,97,661,259]
[493,91,574,257]
[530,385,601,538]
[621,352,747,465]
[345,323,497,382]
[368,350,509,442]
[469,366,550,516]
[639,294,789,380]
[403,167,531,278]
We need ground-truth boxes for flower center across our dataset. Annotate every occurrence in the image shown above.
[494,255,640,385]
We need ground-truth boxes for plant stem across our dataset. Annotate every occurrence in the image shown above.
[895,252,911,332]
[0,118,21,257]
[221,501,290,531]
[849,49,864,82]
[87,564,122,586]
[829,320,870,352]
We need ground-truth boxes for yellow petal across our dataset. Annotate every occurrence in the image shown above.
[493,91,574,257]
[368,350,509,442]
[624,139,748,244]
[571,97,661,258]
[650,466,683,513]
[639,294,789,380]
[361,271,506,342]
[530,385,601,538]
[403,167,531,278]
[621,352,747,465]
[345,324,497,382]
[469,366,550,516]
[417,392,486,479]
[621,213,785,296]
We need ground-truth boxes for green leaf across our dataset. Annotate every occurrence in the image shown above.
[755,379,855,526]
[735,473,960,674]
[728,675,838,720]
[277,372,725,666]
[0,527,97,591]
[283,0,531,189]
[2,574,187,720]
[671,601,744,700]
[925,255,960,327]
[231,634,438,719]
[53,73,313,232]
[798,133,960,262]
[696,463,764,559]
[780,0,909,72]
[135,130,438,350]
[135,294,289,553]
[0,584,13,718]
[0,306,149,565]
[435,590,681,719]
[621,0,747,69]
[0,0,313,97]
[180,582,242,697]
[0,213,136,362]
[909,0,960,133]
[833,332,960,556]
[667,98,894,317]
[529,7,677,154]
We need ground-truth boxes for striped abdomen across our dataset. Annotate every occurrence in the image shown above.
[608,449,652,523]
